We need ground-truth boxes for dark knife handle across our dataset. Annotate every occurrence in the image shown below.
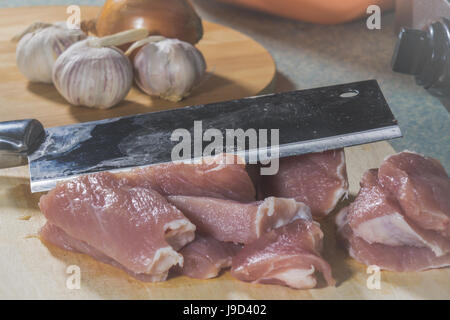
[0,119,45,169]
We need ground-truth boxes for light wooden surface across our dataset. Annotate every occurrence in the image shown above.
[0,6,449,300]
[0,6,276,127]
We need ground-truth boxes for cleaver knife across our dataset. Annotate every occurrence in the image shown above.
[0,80,401,193]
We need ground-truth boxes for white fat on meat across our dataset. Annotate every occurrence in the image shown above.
[355,213,450,256]
[336,207,450,272]
[164,219,198,251]
[261,266,317,290]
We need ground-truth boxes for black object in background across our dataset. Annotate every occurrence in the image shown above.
[392,17,450,111]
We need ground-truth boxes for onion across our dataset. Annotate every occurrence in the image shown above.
[82,0,203,46]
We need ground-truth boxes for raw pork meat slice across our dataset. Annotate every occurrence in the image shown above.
[40,223,157,282]
[173,234,241,279]
[39,172,196,281]
[378,151,450,237]
[231,219,335,289]
[246,164,264,200]
[167,196,311,244]
[123,153,256,202]
[347,170,450,256]
[261,149,348,218]
[336,207,450,272]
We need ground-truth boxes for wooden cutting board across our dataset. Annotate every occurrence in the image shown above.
[0,6,449,300]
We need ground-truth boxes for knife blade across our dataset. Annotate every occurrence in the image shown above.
[0,80,401,193]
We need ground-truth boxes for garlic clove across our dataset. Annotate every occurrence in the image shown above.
[131,38,207,102]
[15,22,86,83]
[52,39,134,109]
[166,40,206,101]
[52,29,148,109]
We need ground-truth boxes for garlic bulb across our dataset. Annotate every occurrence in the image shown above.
[52,29,148,109]
[126,37,206,102]
[14,22,86,83]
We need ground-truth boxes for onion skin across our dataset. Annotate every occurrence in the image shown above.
[88,0,203,46]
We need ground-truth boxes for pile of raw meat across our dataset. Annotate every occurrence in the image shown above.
[336,151,450,271]
[39,150,347,289]
[38,149,450,290]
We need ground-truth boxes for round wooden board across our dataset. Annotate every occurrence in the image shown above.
[0,6,276,127]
